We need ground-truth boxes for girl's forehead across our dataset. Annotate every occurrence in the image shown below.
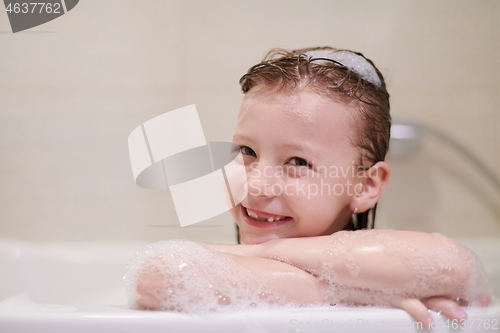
[236,88,358,151]
[238,88,353,126]
[280,93,316,124]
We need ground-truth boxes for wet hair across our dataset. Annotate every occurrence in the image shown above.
[238,47,391,231]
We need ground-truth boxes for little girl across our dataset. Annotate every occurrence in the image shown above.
[124,47,490,328]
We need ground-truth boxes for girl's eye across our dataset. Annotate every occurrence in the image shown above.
[288,157,312,168]
[239,146,257,157]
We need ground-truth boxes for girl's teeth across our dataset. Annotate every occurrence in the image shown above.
[247,209,260,219]
[246,208,286,222]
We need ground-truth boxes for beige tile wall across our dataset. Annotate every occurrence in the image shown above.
[0,0,498,242]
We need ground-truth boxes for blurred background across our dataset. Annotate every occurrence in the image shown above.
[0,0,499,243]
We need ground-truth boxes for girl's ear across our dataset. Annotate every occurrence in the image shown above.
[351,161,390,213]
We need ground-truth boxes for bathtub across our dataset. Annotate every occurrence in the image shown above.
[0,238,498,333]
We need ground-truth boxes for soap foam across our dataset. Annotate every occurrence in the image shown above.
[123,240,300,313]
[319,230,491,307]
[124,234,490,314]
[303,50,381,87]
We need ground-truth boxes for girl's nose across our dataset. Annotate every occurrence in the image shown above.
[246,162,281,198]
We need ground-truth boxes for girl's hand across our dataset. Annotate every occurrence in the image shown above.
[135,257,170,310]
[393,295,491,329]
[393,297,466,329]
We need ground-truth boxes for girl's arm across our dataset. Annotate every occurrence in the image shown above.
[206,230,473,292]
[202,230,490,325]
[135,250,328,308]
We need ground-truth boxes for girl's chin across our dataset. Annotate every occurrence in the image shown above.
[237,224,293,244]
[238,231,282,244]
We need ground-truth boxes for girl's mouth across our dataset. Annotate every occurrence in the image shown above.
[241,205,292,228]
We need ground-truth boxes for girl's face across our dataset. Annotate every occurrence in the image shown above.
[232,88,363,244]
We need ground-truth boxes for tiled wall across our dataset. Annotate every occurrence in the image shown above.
[0,0,498,242]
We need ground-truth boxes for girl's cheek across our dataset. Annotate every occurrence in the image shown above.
[230,206,240,224]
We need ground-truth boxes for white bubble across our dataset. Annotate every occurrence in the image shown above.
[124,233,490,314]
[303,50,381,87]
[318,230,491,307]
[124,240,302,313]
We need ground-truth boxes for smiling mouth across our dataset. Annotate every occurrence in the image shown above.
[243,207,291,222]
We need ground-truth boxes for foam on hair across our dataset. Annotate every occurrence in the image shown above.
[302,50,381,87]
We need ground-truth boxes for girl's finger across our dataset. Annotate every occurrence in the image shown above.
[473,294,491,307]
[392,298,434,329]
[423,297,467,321]
[136,275,163,309]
